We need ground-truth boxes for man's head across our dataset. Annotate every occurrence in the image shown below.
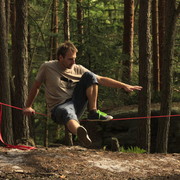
[57,41,78,69]
[57,41,78,59]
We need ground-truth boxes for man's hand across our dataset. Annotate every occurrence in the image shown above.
[123,85,143,92]
[23,107,35,116]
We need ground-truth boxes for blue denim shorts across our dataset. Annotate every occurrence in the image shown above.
[51,72,98,125]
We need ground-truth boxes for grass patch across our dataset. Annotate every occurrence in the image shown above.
[120,146,146,153]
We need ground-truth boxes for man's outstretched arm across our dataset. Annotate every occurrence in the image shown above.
[96,75,142,92]
[23,80,42,115]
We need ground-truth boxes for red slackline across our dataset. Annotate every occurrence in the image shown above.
[0,102,180,150]
[0,102,38,150]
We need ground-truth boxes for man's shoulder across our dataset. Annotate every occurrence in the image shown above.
[73,64,80,68]
[72,64,90,75]
[43,60,58,65]
[40,60,58,69]
[73,64,87,70]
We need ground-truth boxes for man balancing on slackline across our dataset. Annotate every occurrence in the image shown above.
[23,41,142,147]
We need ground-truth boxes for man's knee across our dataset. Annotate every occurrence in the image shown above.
[81,71,98,85]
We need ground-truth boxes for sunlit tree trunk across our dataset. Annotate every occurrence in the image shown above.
[137,0,152,153]
[0,0,14,145]
[64,0,70,41]
[156,0,180,153]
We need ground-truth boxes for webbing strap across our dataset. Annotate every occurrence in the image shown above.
[0,101,180,150]
[0,103,36,150]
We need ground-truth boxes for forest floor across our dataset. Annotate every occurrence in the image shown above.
[0,146,180,180]
[0,102,180,180]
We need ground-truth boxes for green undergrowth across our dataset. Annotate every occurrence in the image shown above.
[119,146,146,153]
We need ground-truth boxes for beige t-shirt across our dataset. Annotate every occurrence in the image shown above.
[35,60,89,110]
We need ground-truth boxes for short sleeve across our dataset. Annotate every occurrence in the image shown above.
[78,65,90,74]
[35,63,47,83]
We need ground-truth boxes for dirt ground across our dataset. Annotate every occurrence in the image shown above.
[0,146,180,180]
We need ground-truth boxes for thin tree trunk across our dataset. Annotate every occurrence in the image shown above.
[0,0,14,145]
[152,0,160,92]
[158,0,165,91]
[63,0,73,146]
[76,0,84,57]
[45,0,60,147]
[137,0,152,153]
[87,0,91,69]
[30,1,52,63]
[50,0,59,60]
[64,0,70,41]
[77,0,83,43]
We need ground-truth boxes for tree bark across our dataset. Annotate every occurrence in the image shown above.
[122,0,134,84]
[5,0,10,36]
[76,0,84,57]
[156,0,180,153]
[63,0,73,145]
[77,0,83,44]
[49,0,59,60]
[152,0,160,92]
[64,0,70,41]
[137,0,152,153]
[0,0,14,144]
[158,0,165,90]
[12,0,30,145]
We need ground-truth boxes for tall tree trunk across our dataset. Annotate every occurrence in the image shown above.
[87,0,91,69]
[12,0,30,145]
[10,0,16,108]
[46,0,60,147]
[0,0,14,145]
[76,0,84,56]
[63,0,73,146]
[156,0,180,153]
[137,0,152,153]
[158,0,165,90]
[122,0,134,84]
[152,0,160,92]
[5,0,10,36]
[76,0,83,43]
[49,0,59,60]
[64,0,70,41]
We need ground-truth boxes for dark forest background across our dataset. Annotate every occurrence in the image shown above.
[0,0,179,153]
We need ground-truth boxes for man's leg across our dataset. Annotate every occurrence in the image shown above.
[73,71,113,121]
[86,84,98,111]
[66,119,92,147]
[66,119,80,135]
[51,102,92,147]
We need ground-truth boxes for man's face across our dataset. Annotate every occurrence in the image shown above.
[59,50,77,69]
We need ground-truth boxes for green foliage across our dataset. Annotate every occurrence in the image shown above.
[120,146,146,154]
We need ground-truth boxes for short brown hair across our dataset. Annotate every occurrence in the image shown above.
[57,41,78,59]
